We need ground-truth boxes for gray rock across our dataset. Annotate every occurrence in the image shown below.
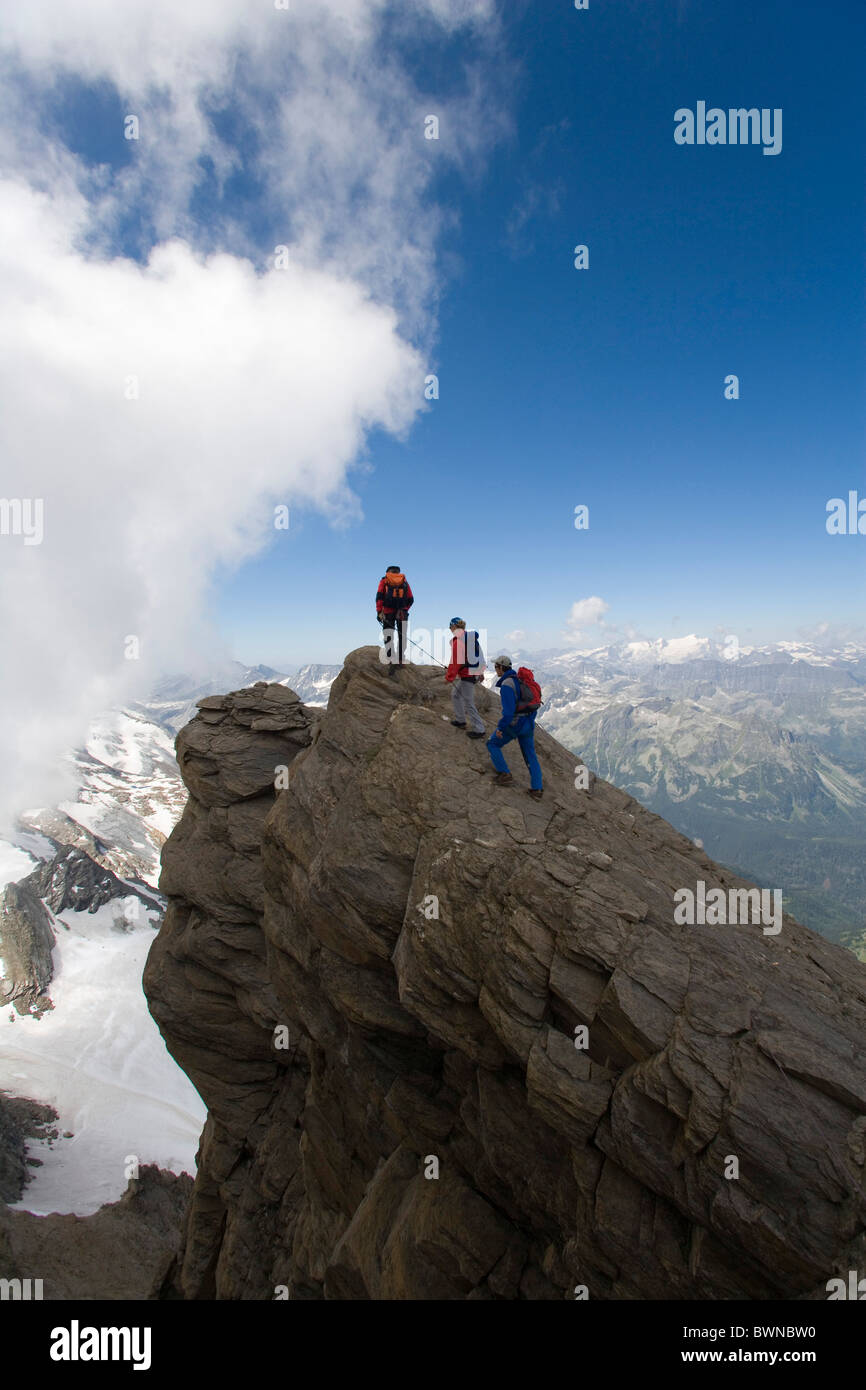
[176,682,319,807]
[0,879,56,1016]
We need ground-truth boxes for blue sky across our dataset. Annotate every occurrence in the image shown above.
[212,0,866,665]
[11,0,866,673]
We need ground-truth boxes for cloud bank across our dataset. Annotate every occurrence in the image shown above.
[0,0,504,827]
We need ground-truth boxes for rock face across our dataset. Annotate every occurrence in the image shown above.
[145,648,866,1300]
[0,878,56,1015]
[0,846,158,1015]
[0,1165,192,1299]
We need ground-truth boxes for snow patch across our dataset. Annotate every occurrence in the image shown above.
[0,896,205,1216]
[0,840,38,890]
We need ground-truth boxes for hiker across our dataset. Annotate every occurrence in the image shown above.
[487,655,543,800]
[445,618,486,738]
[376,565,414,673]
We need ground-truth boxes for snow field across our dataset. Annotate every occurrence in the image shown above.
[0,895,205,1216]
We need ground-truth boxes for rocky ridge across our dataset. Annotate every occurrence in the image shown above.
[144,649,866,1299]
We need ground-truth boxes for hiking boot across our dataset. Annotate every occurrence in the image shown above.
[493,773,514,787]
[451,720,467,728]
[466,731,485,740]
[526,788,543,801]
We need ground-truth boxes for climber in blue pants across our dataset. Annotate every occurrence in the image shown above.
[487,655,543,801]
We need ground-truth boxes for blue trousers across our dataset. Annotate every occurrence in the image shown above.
[487,718,542,790]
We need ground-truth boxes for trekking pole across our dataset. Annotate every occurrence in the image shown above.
[406,635,447,668]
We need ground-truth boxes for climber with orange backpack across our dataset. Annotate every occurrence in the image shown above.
[487,655,543,800]
[376,566,414,673]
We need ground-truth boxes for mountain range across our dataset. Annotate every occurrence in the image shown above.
[532,637,866,957]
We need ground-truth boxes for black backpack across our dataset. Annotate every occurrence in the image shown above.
[462,629,483,674]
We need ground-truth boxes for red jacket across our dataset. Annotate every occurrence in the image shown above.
[376,573,414,615]
[446,630,484,683]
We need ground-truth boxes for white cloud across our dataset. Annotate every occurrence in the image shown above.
[503,629,525,644]
[0,0,506,334]
[0,0,505,829]
[0,0,490,92]
[0,177,425,822]
[564,596,610,639]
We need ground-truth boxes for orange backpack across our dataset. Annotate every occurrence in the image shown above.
[383,573,408,605]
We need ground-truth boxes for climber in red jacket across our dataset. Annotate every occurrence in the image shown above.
[376,566,414,673]
[445,618,486,736]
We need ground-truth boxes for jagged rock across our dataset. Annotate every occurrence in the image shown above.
[28,846,157,916]
[174,681,319,808]
[145,647,866,1300]
[18,804,169,889]
[0,846,159,1015]
[0,1165,192,1299]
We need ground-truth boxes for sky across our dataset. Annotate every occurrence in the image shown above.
[218,0,866,665]
[0,0,864,816]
